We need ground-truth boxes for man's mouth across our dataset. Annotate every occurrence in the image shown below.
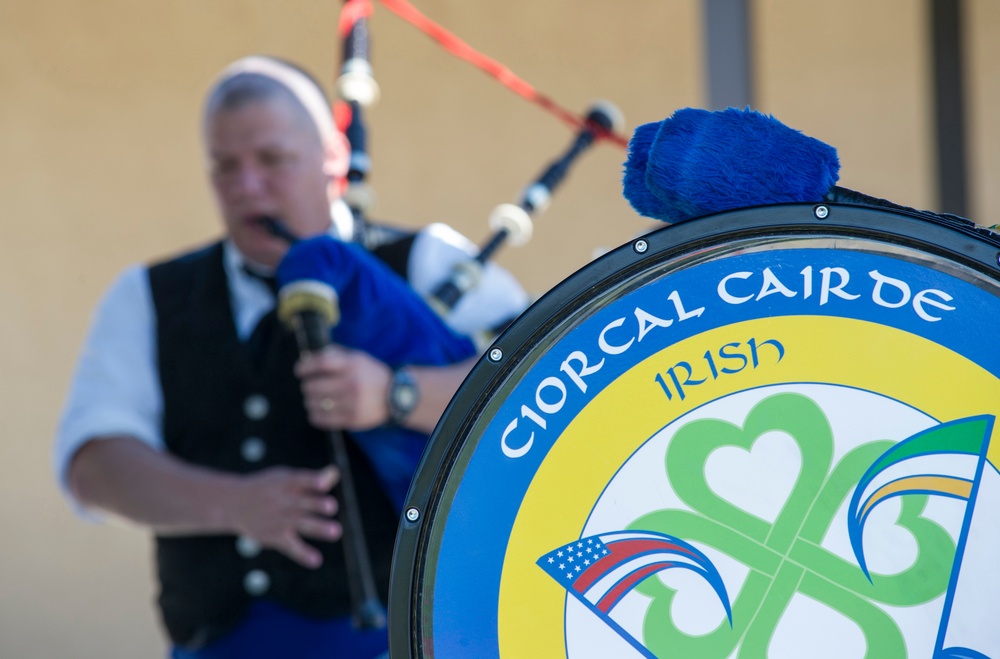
[248,215,299,244]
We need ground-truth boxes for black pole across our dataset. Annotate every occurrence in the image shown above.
[704,0,754,111]
[930,0,969,218]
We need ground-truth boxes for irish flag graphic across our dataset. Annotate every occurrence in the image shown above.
[848,414,1000,658]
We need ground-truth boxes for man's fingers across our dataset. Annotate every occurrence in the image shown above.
[301,375,345,398]
[297,516,343,543]
[234,466,347,569]
[314,465,339,491]
[295,345,350,378]
[299,493,338,517]
[281,532,326,569]
[304,392,348,414]
[277,516,343,568]
[289,466,339,493]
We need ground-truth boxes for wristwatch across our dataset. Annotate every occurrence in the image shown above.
[387,367,420,426]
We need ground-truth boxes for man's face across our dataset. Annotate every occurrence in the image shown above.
[206,96,347,268]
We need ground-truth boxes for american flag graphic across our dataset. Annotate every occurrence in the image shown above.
[537,530,732,621]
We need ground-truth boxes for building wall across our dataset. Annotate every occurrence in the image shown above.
[967,0,1000,226]
[0,0,995,656]
[756,0,933,206]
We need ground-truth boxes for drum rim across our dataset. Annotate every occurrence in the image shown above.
[388,201,1000,657]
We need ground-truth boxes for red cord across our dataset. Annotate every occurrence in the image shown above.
[332,99,353,133]
[337,0,628,148]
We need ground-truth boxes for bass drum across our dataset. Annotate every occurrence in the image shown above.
[389,202,1000,659]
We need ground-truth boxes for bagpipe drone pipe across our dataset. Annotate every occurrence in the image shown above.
[332,1,396,249]
[424,100,626,329]
[386,106,1000,658]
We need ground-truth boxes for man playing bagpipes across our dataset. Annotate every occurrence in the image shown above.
[54,55,528,658]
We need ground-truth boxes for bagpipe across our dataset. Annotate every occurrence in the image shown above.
[325,0,628,338]
[387,105,1000,658]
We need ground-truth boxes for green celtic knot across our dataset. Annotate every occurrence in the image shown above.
[628,392,955,658]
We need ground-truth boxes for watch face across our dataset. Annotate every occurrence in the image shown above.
[395,383,418,409]
[392,371,419,415]
[391,204,1000,659]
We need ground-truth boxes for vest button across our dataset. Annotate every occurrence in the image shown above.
[243,394,270,420]
[235,535,262,558]
[240,437,267,463]
[243,569,270,596]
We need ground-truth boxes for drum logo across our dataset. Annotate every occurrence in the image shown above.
[534,389,998,658]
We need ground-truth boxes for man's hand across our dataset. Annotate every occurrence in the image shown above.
[227,465,342,569]
[295,345,392,431]
[68,437,343,569]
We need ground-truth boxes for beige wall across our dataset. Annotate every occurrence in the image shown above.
[0,0,996,657]
[967,0,1000,226]
[756,0,934,206]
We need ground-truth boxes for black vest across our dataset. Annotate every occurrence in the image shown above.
[148,242,405,649]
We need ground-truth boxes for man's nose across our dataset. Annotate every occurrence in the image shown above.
[231,164,268,196]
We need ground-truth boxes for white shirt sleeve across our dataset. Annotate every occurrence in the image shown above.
[406,223,531,338]
[53,264,164,507]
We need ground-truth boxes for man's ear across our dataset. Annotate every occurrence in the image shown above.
[323,130,351,197]
[324,130,350,178]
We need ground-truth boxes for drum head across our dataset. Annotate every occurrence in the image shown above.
[390,203,1000,658]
